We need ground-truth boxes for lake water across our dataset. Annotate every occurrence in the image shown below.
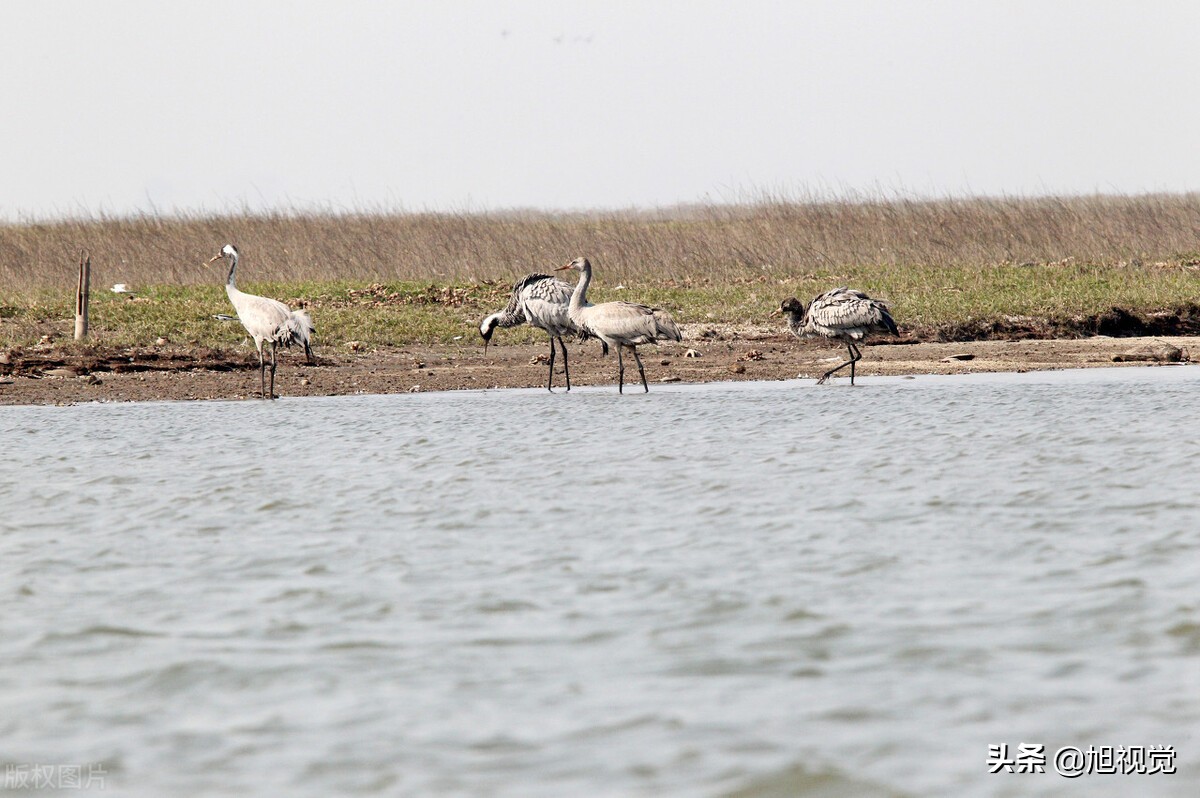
[1,367,1198,797]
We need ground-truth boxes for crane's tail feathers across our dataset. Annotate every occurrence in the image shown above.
[879,308,899,337]
[276,309,315,348]
[573,323,608,355]
[653,310,683,342]
[573,326,601,344]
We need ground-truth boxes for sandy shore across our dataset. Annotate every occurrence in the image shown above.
[0,329,1195,405]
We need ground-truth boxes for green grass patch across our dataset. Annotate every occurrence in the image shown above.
[3,261,1200,350]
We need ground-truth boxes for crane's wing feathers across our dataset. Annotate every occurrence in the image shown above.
[806,287,897,336]
[492,273,578,331]
[228,288,314,347]
[521,295,572,335]
[519,274,574,304]
[491,275,537,328]
[518,275,588,337]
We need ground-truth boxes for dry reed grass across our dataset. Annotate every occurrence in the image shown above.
[4,193,1200,291]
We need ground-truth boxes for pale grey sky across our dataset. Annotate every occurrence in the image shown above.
[2,1,1198,219]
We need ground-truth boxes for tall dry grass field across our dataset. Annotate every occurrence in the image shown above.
[3,194,1200,348]
[5,193,1200,289]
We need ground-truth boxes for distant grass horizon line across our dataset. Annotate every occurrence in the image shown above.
[6,187,1200,227]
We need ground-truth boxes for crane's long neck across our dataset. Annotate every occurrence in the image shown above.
[225,254,238,289]
[569,263,592,314]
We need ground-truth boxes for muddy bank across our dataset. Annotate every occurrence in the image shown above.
[1,325,1196,405]
[919,303,1200,341]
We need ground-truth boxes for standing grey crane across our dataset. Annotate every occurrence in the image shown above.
[207,244,316,399]
[556,256,682,393]
[777,287,898,385]
[479,273,594,392]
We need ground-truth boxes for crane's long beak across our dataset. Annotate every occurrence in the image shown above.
[207,254,222,264]
[770,308,781,316]
[555,262,572,271]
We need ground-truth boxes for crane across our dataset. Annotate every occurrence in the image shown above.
[207,244,315,399]
[556,256,681,393]
[777,287,898,385]
[479,273,597,391]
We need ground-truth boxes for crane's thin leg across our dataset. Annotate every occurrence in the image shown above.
[269,341,279,399]
[546,335,556,392]
[617,345,625,394]
[304,340,315,365]
[848,342,862,385]
[559,337,571,391]
[631,346,649,392]
[816,342,857,385]
[817,360,850,384]
[257,343,266,398]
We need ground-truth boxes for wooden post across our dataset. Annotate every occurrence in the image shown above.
[74,250,91,340]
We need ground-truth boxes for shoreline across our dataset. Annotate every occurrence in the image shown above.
[1,332,1195,406]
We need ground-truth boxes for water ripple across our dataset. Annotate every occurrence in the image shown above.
[2,368,1200,796]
